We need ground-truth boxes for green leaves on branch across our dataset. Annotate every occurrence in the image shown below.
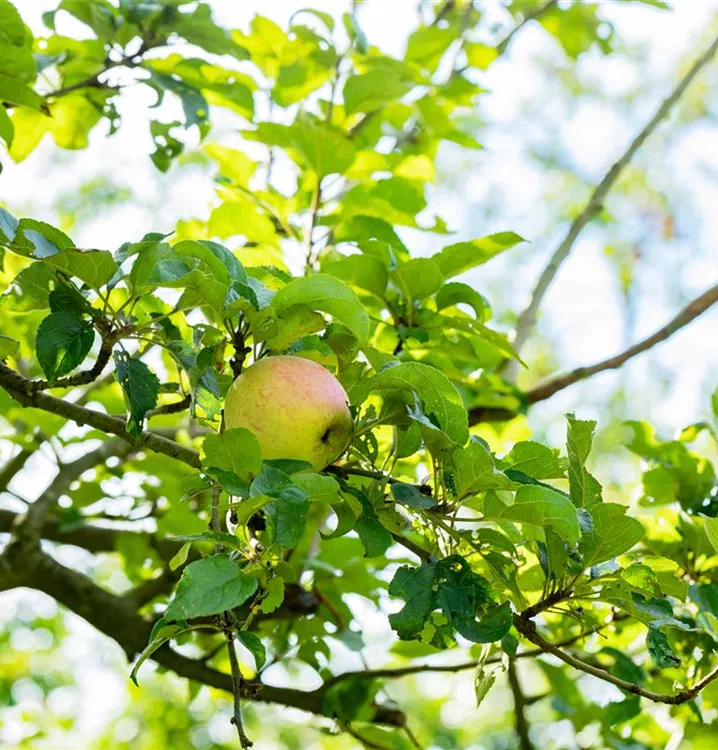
[36,311,94,383]
[373,361,469,448]
[389,556,508,644]
[270,274,370,345]
[113,351,159,436]
[164,554,258,622]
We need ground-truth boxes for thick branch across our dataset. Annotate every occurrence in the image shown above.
[507,659,535,750]
[0,361,200,468]
[526,282,718,403]
[513,615,718,705]
[510,33,718,362]
[0,542,401,724]
[19,438,134,539]
[0,438,39,494]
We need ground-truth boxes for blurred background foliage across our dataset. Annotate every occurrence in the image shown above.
[1,1,718,749]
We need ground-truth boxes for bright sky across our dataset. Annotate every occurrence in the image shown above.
[2,2,718,748]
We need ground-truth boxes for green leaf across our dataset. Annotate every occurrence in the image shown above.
[164,555,258,622]
[580,503,644,567]
[44,248,118,291]
[373,362,469,447]
[0,205,17,243]
[130,619,186,685]
[390,258,444,304]
[501,441,567,480]
[171,4,249,60]
[35,311,94,384]
[169,542,191,572]
[247,114,356,176]
[0,43,36,82]
[469,602,513,643]
[405,25,455,71]
[391,482,434,510]
[0,0,27,46]
[0,334,19,359]
[264,494,309,548]
[343,69,412,115]
[646,628,681,669]
[11,218,73,258]
[488,485,581,545]
[202,428,263,482]
[236,631,266,671]
[452,441,514,497]
[352,491,392,557]
[0,73,45,111]
[474,666,496,709]
[321,254,388,298]
[703,516,718,555]
[435,282,490,321]
[566,413,602,508]
[271,274,370,344]
[389,556,499,643]
[257,577,285,615]
[59,0,116,39]
[113,351,160,436]
[431,232,524,278]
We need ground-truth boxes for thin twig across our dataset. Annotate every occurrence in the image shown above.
[507,659,535,750]
[509,32,718,365]
[226,631,253,748]
[321,613,629,688]
[513,615,718,705]
[146,395,192,418]
[497,0,558,54]
[526,282,718,403]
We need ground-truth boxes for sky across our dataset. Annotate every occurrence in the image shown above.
[2,1,718,748]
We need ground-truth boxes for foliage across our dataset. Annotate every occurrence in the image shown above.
[1,1,718,749]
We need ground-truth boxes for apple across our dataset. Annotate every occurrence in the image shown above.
[224,355,353,471]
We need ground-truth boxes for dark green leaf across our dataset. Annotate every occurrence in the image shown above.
[391,482,434,509]
[35,311,94,384]
[113,351,160,436]
[646,628,680,669]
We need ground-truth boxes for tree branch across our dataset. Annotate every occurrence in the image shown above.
[226,631,253,749]
[507,659,535,750]
[509,32,718,363]
[496,0,558,54]
[321,613,629,687]
[0,541,402,724]
[17,439,135,540]
[0,361,200,468]
[525,282,718,404]
[28,334,114,392]
[513,614,718,705]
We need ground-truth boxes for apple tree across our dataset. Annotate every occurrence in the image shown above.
[1,1,718,748]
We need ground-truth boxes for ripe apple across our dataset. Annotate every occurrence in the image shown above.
[224,355,353,471]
